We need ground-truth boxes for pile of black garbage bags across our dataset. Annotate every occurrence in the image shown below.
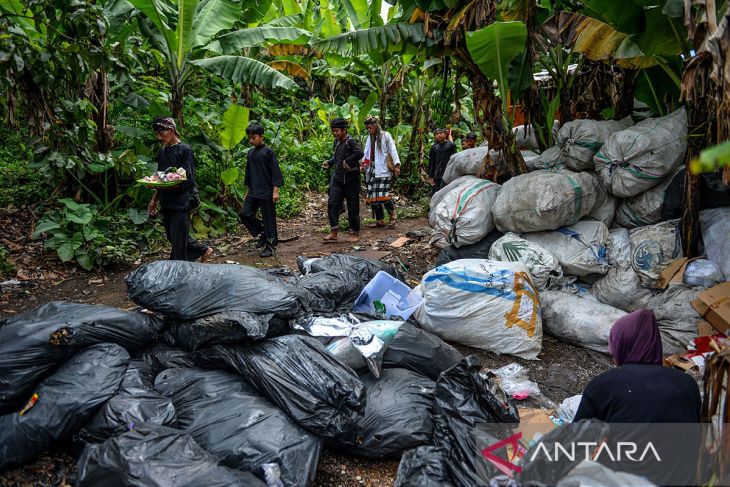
[0,254,580,486]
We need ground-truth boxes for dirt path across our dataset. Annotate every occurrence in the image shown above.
[0,202,613,487]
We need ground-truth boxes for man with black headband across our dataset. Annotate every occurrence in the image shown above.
[427,127,456,194]
[147,116,212,262]
[322,118,364,243]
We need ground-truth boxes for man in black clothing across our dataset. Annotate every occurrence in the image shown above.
[322,118,364,243]
[239,123,283,258]
[427,127,457,195]
[147,116,212,262]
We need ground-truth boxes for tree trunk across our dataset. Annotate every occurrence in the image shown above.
[615,68,636,119]
[171,77,184,126]
[88,70,114,152]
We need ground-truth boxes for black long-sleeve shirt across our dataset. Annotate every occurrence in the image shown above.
[156,143,196,210]
[427,140,456,180]
[327,135,364,173]
[245,144,283,200]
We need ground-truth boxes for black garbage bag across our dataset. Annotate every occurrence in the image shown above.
[328,368,434,458]
[0,343,129,469]
[382,321,464,380]
[155,367,321,487]
[292,268,365,313]
[125,261,301,320]
[662,168,730,220]
[163,311,273,352]
[77,360,177,443]
[517,420,609,486]
[75,423,266,487]
[436,229,504,266]
[432,356,520,486]
[0,302,162,414]
[297,253,401,280]
[193,335,366,438]
[136,343,196,375]
[394,446,455,487]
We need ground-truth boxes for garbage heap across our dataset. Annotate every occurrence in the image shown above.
[0,253,546,486]
[428,107,730,361]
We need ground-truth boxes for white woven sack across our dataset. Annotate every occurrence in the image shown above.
[488,233,563,290]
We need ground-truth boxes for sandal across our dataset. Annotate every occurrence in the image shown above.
[388,214,398,228]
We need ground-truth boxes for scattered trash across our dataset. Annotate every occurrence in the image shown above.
[556,394,583,423]
[524,219,610,276]
[352,271,423,320]
[492,169,600,233]
[490,363,541,399]
[0,344,130,469]
[488,232,564,290]
[556,460,658,487]
[155,367,321,487]
[193,335,366,438]
[75,424,266,487]
[0,302,161,414]
[416,259,543,360]
[594,107,687,197]
[328,368,434,458]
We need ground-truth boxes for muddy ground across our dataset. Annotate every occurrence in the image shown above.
[0,195,612,487]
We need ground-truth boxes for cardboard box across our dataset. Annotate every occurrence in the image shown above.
[691,281,730,334]
[663,354,698,371]
[697,320,716,337]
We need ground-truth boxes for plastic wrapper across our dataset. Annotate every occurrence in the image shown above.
[294,315,403,378]
[155,367,321,487]
[125,260,302,320]
[0,344,130,469]
[75,423,266,487]
[137,343,195,375]
[394,446,455,487]
[192,335,366,438]
[0,301,161,414]
[328,368,434,458]
[490,363,541,399]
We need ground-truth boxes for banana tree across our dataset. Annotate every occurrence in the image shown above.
[127,0,301,123]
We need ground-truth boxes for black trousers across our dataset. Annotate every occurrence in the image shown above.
[240,196,278,246]
[431,178,445,195]
[328,171,360,232]
[162,208,208,261]
[372,200,395,220]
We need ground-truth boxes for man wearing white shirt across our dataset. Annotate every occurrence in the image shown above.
[361,117,401,228]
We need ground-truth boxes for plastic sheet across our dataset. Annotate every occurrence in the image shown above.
[0,344,130,469]
[0,302,161,414]
[75,424,266,487]
[125,260,302,320]
[491,363,541,399]
[297,253,401,281]
[137,343,196,375]
[328,368,434,458]
[192,335,366,438]
[155,367,321,487]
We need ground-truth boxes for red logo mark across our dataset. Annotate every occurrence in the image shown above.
[481,432,523,477]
